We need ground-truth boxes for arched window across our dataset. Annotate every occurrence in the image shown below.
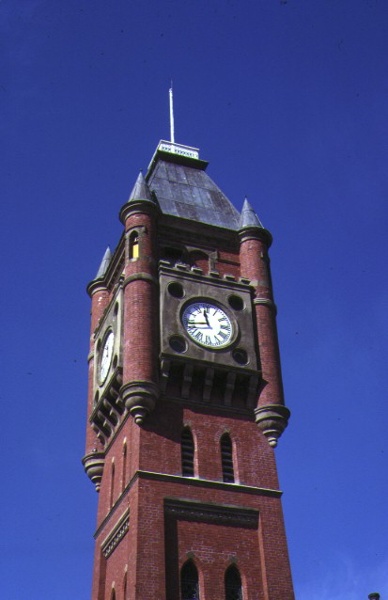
[129,231,139,259]
[181,560,200,600]
[181,428,195,477]
[110,460,115,507]
[122,440,127,492]
[110,588,116,600]
[123,571,127,600]
[221,433,234,483]
[225,565,242,600]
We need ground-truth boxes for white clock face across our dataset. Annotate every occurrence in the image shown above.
[100,331,114,382]
[182,301,233,348]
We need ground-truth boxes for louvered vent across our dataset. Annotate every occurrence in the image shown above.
[221,433,234,483]
[181,428,194,477]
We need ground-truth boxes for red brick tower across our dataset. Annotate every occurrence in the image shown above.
[83,140,294,600]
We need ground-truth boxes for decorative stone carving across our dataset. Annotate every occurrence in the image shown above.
[82,451,105,491]
[121,380,159,425]
[254,404,290,447]
[101,510,130,558]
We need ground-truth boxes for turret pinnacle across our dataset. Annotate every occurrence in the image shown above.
[128,171,154,204]
[239,197,264,230]
[238,197,272,248]
[120,171,159,225]
[95,246,112,279]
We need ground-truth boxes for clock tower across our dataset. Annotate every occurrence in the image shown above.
[83,139,294,599]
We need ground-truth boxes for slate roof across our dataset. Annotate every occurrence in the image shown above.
[146,152,240,231]
[239,198,264,230]
[95,246,112,279]
[128,171,154,203]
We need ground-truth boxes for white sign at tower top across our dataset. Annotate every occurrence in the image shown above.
[157,140,199,160]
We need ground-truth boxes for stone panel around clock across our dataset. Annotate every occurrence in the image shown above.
[159,263,259,373]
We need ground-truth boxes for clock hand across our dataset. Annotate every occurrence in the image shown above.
[187,319,210,329]
[203,309,210,327]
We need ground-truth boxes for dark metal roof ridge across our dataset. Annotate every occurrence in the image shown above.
[158,212,239,240]
[146,149,208,180]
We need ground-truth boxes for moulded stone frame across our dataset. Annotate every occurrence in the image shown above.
[159,264,259,372]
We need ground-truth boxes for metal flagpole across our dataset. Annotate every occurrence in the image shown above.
[169,83,175,144]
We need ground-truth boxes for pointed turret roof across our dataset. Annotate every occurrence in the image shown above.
[119,170,159,225]
[95,246,112,279]
[127,171,155,204]
[239,198,264,230]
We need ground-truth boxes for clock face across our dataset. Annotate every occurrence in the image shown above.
[100,331,114,382]
[182,301,233,348]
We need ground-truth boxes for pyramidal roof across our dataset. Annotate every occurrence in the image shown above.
[145,141,240,230]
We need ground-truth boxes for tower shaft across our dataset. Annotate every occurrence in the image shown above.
[84,141,294,600]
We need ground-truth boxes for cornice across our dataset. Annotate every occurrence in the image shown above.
[94,469,282,539]
[159,215,239,248]
[238,225,272,248]
[119,197,160,225]
[158,260,252,292]
[164,497,259,528]
[136,470,282,498]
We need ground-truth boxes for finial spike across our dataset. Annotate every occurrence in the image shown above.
[169,83,175,144]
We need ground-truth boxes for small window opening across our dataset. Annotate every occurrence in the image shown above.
[110,460,115,507]
[225,565,243,600]
[122,441,127,492]
[181,560,200,600]
[181,428,195,477]
[123,572,127,600]
[221,433,234,483]
[130,231,139,259]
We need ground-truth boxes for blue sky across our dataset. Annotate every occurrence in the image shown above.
[1,1,387,598]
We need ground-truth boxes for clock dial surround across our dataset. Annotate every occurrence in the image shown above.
[99,330,114,383]
[182,301,234,349]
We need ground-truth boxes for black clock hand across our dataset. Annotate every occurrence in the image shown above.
[188,319,209,327]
